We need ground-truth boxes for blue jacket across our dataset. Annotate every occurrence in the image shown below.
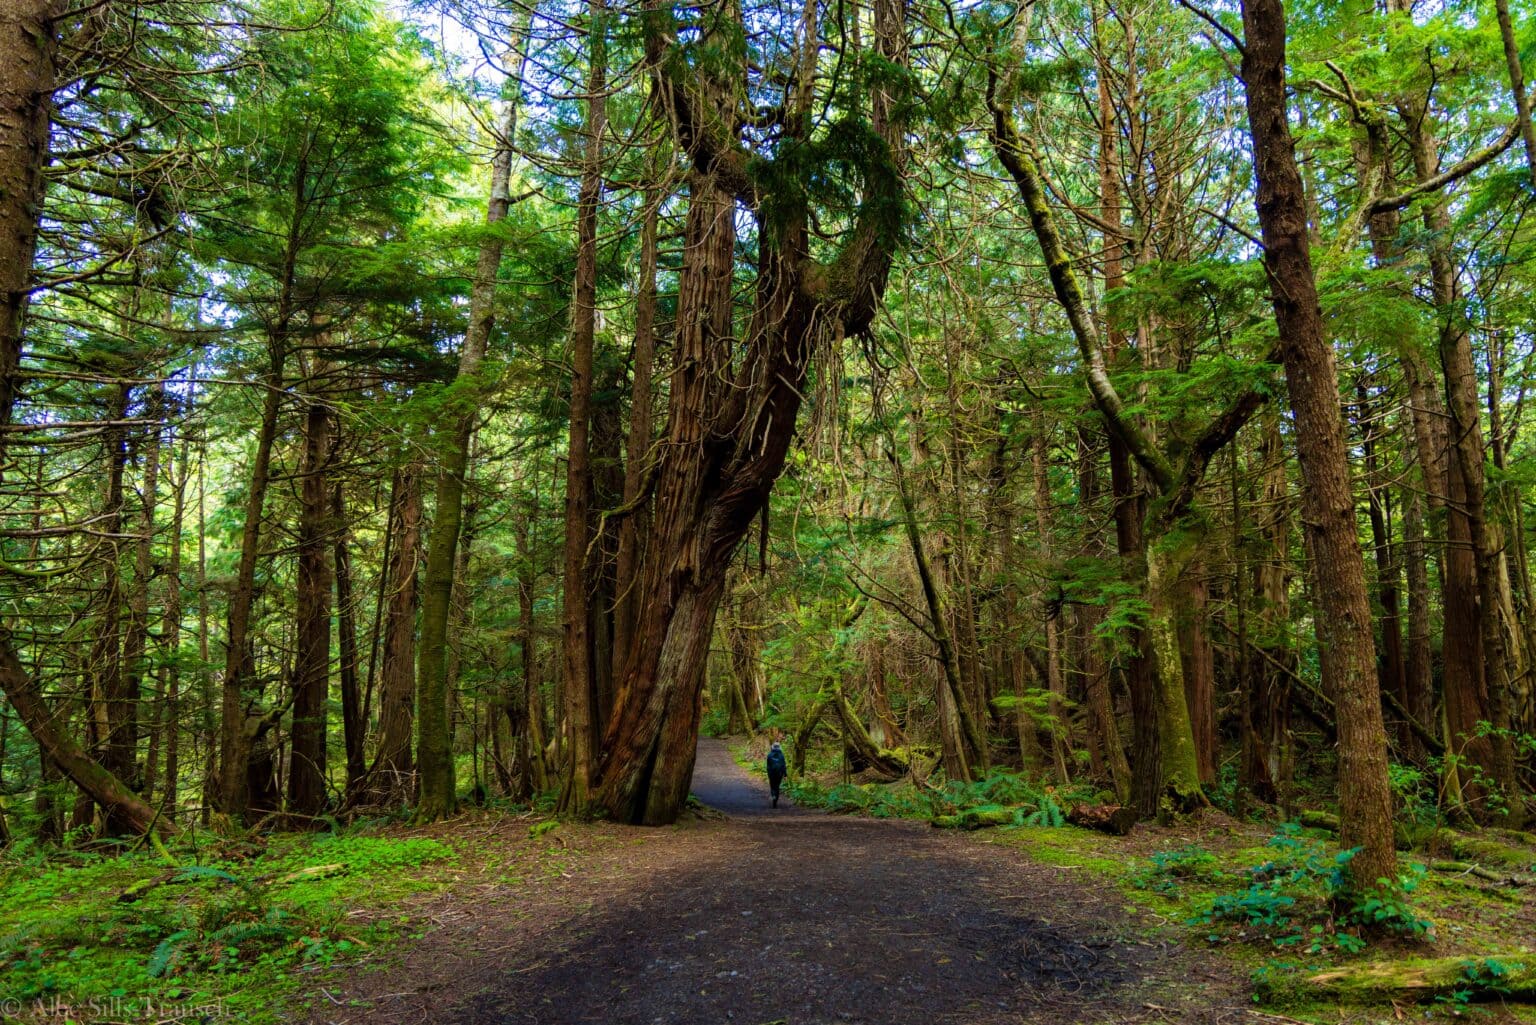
[766,747,787,779]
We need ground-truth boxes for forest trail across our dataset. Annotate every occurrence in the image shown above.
[309,740,1252,1025]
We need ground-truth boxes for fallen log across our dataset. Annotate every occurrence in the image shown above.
[1293,809,1415,851]
[1428,860,1535,888]
[832,681,908,780]
[1263,957,1536,1005]
[1491,828,1536,847]
[1426,829,1536,870]
[931,804,1019,830]
[0,633,177,839]
[1296,810,1340,832]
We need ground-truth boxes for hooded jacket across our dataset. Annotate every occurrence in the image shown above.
[766,745,787,781]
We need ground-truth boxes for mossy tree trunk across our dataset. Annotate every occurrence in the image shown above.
[414,69,523,823]
[989,34,1267,816]
[1145,532,1206,813]
[889,442,986,780]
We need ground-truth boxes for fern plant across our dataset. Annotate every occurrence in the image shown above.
[1023,793,1065,828]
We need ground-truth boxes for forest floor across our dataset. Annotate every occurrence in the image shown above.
[294,740,1258,1025]
[6,743,1533,1024]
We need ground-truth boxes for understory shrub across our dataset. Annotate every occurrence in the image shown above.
[0,831,455,1003]
[1200,824,1433,954]
[786,768,1096,827]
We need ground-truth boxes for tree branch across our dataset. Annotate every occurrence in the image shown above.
[1369,120,1520,213]
[986,68,1175,493]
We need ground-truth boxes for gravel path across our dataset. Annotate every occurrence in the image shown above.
[310,739,1254,1025]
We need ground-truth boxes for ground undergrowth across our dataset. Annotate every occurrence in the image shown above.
[0,802,570,1024]
[733,738,1536,1023]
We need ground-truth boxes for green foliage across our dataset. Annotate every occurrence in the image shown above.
[992,689,1072,745]
[1131,845,1226,894]
[1386,762,1439,834]
[789,768,1094,832]
[0,829,455,1012]
[1340,863,1432,940]
[700,702,732,738]
[1199,825,1433,954]
[1023,793,1065,828]
[1442,957,1529,1009]
[1207,762,1243,818]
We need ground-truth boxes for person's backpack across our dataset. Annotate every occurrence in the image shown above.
[767,748,787,775]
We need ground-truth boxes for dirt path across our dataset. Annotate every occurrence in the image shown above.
[311,740,1254,1025]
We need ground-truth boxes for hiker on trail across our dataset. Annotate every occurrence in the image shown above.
[766,742,788,808]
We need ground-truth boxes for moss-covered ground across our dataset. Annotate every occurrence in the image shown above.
[0,805,568,1024]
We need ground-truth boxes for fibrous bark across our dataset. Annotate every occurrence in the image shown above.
[287,380,333,819]
[591,0,911,826]
[0,0,59,431]
[1238,0,1398,887]
[560,0,607,812]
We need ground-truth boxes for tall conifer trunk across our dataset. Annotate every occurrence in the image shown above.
[368,465,421,803]
[612,187,660,677]
[0,0,58,428]
[288,379,333,819]
[414,64,523,821]
[333,477,365,792]
[218,347,284,821]
[560,0,607,812]
[1238,0,1397,886]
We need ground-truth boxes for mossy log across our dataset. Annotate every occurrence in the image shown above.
[833,682,908,780]
[1297,809,1341,832]
[931,804,1020,830]
[1428,860,1534,888]
[1427,829,1535,869]
[118,872,179,903]
[1263,957,1536,1005]
[269,863,346,885]
[1295,809,1417,850]
[1491,828,1536,847]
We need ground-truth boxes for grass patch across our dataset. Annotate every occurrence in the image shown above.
[0,823,462,1022]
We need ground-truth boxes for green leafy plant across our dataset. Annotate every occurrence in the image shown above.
[1199,825,1433,954]
[1023,792,1065,828]
[1132,844,1224,894]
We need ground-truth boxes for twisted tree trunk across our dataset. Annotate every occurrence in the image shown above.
[591,0,911,825]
